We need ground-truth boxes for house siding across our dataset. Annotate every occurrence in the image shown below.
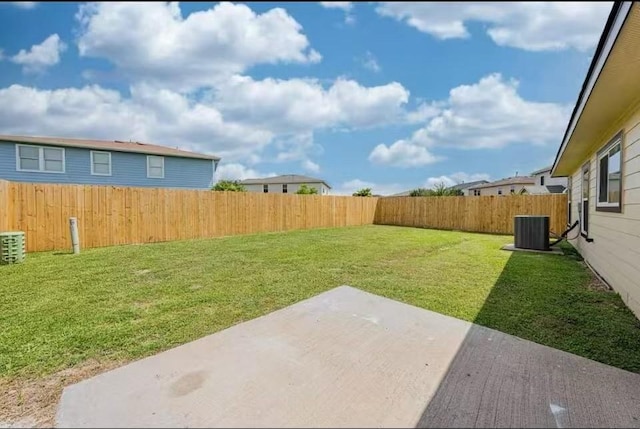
[244,183,330,194]
[532,171,567,188]
[467,184,531,196]
[0,141,214,189]
[567,104,640,318]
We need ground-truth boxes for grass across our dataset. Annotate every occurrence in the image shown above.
[1,225,640,381]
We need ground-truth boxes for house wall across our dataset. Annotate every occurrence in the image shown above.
[244,183,330,195]
[467,184,531,196]
[566,103,640,318]
[532,171,567,188]
[0,141,215,189]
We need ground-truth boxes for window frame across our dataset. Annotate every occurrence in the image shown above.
[596,131,623,213]
[263,184,268,193]
[90,151,112,176]
[15,144,65,174]
[146,155,165,179]
[540,175,545,186]
[282,184,287,194]
[581,161,590,236]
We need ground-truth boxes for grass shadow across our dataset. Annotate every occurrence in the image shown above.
[415,244,640,427]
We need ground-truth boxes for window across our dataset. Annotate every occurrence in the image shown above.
[581,162,590,236]
[263,184,268,193]
[16,144,65,173]
[91,151,111,176]
[510,186,515,194]
[540,175,545,186]
[282,184,287,194]
[147,155,164,178]
[473,189,481,196]
[596,133,622,212]
[497,189,502,195]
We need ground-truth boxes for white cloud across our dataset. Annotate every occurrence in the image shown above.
[10,34,66,73]
[8,2,37,9]
[319,2,352,11]
[361,51,381,73]
[302,159,320,173]
[0,84,272,162]
[320,2,355,24]
[370,73,570,167]
[333,179,407,196]
[369,140,441,167]
[214,75,410,133]
[214,163,275,182]
[376,2,611,51]
[76,2,321,90]
[424,172,490,188]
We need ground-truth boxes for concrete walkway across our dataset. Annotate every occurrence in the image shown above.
[56,286,640,428]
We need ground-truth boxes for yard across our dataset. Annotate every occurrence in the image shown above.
[2,225,640,426]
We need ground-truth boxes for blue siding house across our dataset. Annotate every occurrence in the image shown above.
[0,135,220,189]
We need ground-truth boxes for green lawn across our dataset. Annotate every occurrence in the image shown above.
[2,225,640,380]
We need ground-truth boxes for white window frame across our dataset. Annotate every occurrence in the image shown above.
[90,151,112,176]
[596,133,622,211]
[15,144,65,174]
[146,155,165,179]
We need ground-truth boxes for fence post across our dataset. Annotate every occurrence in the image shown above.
[0,180,9,232]
[69,217,80,254]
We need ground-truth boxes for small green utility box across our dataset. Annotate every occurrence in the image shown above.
[0,231,26,265]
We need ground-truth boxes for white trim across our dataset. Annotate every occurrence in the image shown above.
[146,155,164,179]
[596,137,622,208]
[15,144,66,174]
[552,2,632,176]
[90,150,112,176]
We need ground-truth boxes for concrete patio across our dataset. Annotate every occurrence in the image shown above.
[56,286,640,428]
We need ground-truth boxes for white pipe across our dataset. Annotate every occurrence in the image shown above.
[69,217,80,254]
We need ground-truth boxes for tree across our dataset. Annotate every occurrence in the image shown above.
[211,180,246,192]
[409,188,431,197]
[296,184,318,195]
[409,182,463,197]
[352,187,373,197]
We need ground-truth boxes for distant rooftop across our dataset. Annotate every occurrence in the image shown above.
[449,180,490,191]
[0,134,220,161]
[239,174,331,189]
[467,176,535,190]
[530,166,552,175]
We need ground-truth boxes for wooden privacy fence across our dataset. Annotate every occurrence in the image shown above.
[0,180,379,252]
[374,194,568,236]
[0,180,568,252]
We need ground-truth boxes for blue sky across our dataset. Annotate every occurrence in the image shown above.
[0,1,612,194]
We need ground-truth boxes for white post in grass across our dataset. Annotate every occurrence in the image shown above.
[69,217,80,254]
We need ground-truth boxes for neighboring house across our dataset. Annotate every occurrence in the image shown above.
[449,180,490,196]
[239,175,331,195]
[551,1,640,318]
[467,176,535,196]
[387,180,490,197]
[0,135,220,189]
[530,166,567,193]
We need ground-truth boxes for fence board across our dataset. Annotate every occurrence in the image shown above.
[1,182,379,252]
[374,195,568,236]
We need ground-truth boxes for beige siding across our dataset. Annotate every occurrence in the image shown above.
[244,183,329,195]
[469,184,530,196]
[567,105,640,318]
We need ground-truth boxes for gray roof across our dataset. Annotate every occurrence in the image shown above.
[546,185,566,194]
[449,180,489,191]
[239,174,331,189]
[530,166,552,175]
[0,134,220,160]
[467,176,535,190]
